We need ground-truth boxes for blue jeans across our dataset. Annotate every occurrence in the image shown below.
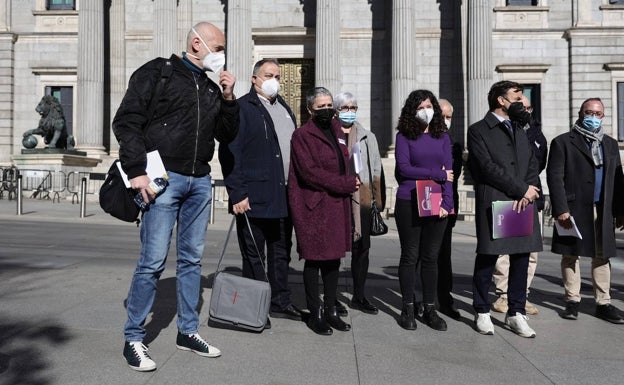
[124,172,212,341]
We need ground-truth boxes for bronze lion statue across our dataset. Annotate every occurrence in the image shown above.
[22,95,73,149]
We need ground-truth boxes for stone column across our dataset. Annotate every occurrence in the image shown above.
[0,0,9,32]
[227,0,252,97]
[390,0,416,153]
[109,0,125,155]
[467,0,493,126]
[76,1,105,154]
[315,0,340,94]
[575,0,594,27]
[153,0,178,57]
[177,0,192,51]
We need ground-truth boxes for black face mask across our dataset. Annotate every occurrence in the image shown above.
[312,108,335,129]
[506,101,531,126]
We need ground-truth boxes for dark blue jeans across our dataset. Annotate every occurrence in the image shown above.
[472,253,529,315]
[236,215,293,309]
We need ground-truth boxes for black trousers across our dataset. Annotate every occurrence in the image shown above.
[472,253,529,315]
[437,218,455,306]
[236,215,293,309]
[395,198,448,305]
[303,259,340,310]
[351,239,370,301]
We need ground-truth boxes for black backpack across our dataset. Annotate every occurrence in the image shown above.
[99,59,173,224]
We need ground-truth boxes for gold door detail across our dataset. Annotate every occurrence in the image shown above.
[279,59,315,127]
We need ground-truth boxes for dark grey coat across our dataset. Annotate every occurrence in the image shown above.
[546,130,624,258]
[467,112,543,255]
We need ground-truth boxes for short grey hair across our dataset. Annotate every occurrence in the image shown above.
[334,92,358,109]
[252,58,280,76]
[306,87,333,109]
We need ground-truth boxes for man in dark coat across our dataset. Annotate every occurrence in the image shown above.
[546,97,624,324]
[467,80,542,338]
[219,59,301,327]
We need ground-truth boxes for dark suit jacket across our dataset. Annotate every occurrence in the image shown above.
[546,129,624,258]
[467,112,543,255]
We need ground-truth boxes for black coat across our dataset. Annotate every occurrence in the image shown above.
[219,87,297,218]
[546,130,624,258]
[467,112,543,255]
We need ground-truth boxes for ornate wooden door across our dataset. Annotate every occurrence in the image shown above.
[278,59,315,127]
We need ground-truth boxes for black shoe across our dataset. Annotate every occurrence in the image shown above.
[175,332,221,357]
[424,305,447,331]
[270,304,302,320]
[350,297,379,315]
[400,303,417,330]
[439,303,461,320]
[560,301,579,320]
[415,301,424,318]
[123,341,156,372]
[264,318,271,330]
[335,300,348,317]
[325,305,351,331]
[307,306,333,335]
[596,304,624,324]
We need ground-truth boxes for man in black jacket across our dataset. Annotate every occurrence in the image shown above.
[219,59,301,326]
[113,22,239,372]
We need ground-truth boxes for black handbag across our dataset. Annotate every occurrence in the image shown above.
[365,141,388,236]
[99,160,140,223]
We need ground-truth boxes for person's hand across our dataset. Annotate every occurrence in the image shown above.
[233,197,251,215]
[355,176,361,190]
[219,71,236,100]
[439,207,449,218]
[512,198,530,213]
[556,212,573,229]
[524,185,540,203]
[130,175,153,204]
[445,169,454,182]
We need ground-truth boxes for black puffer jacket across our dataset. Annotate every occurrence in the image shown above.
[113,54,239,178]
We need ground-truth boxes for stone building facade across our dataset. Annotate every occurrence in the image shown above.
[0,0,623,177]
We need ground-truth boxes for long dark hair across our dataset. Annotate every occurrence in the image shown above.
[396,89,446,139]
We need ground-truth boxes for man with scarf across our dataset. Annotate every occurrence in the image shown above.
[547,97,624,324]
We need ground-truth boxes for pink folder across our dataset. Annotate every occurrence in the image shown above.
[491,200,534,239]
[415,180,443,217]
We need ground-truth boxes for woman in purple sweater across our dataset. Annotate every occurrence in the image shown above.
[394,89,454,331]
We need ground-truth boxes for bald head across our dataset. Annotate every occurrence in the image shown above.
[186,22,225,53]
[439,99,453,129]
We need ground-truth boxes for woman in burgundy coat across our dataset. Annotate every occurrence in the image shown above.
[288,87,360,335]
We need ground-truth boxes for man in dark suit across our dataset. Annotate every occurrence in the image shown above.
[546,97,624,324]
[467,80,542,338]
[219,59,301,328]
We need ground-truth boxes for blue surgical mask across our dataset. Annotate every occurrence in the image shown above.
[582,116,602,132]
[338,111,357,125]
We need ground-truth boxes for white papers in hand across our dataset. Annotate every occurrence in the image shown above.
[352,142,362,174]
[116,150,168,188]
[554,215,583,239]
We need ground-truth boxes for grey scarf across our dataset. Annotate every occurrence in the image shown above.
[573,123,603,167]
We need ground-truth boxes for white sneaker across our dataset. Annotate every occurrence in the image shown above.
[505,312,536,338]
[123,341,157,372]
[475,313,495,335]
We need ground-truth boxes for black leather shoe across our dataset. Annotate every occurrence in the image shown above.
[335,300,348,317]
[400,303,417,330]
[270,304,302,320]
[264,318,271,330]
[350,298,379,315]
[596,304,624,324]
[560,301,579,320]
[325,306,351,331]
[439,304,461,320]
[424,305,447,331]
[307,306,332,335]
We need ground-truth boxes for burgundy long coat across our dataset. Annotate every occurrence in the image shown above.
[288,118,358,260]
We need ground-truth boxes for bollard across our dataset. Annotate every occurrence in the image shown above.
[16,174,22,215]
[80,177,87,218]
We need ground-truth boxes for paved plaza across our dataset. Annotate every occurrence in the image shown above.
[1,198,624,385]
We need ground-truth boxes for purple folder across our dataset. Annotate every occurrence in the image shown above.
[491,200,533,239]
[416,180,442,217]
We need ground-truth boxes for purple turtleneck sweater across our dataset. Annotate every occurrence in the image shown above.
[394,131,454,212]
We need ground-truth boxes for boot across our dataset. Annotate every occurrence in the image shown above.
[400,303,417,330]
[306,306,332,335]
[325,305,351,331]
[424,304,447,331]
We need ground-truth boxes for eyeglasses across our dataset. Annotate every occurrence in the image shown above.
[584,110,604,118]
[337,106,358,113]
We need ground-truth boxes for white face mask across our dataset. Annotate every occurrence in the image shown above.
[192,27,225,73]
[260,78,280,99]
[444,119,452,129]
[416,108,434,124]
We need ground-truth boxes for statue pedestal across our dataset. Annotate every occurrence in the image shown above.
[12,150,101,171]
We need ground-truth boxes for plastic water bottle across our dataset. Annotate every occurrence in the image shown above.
[134,174,169,211]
